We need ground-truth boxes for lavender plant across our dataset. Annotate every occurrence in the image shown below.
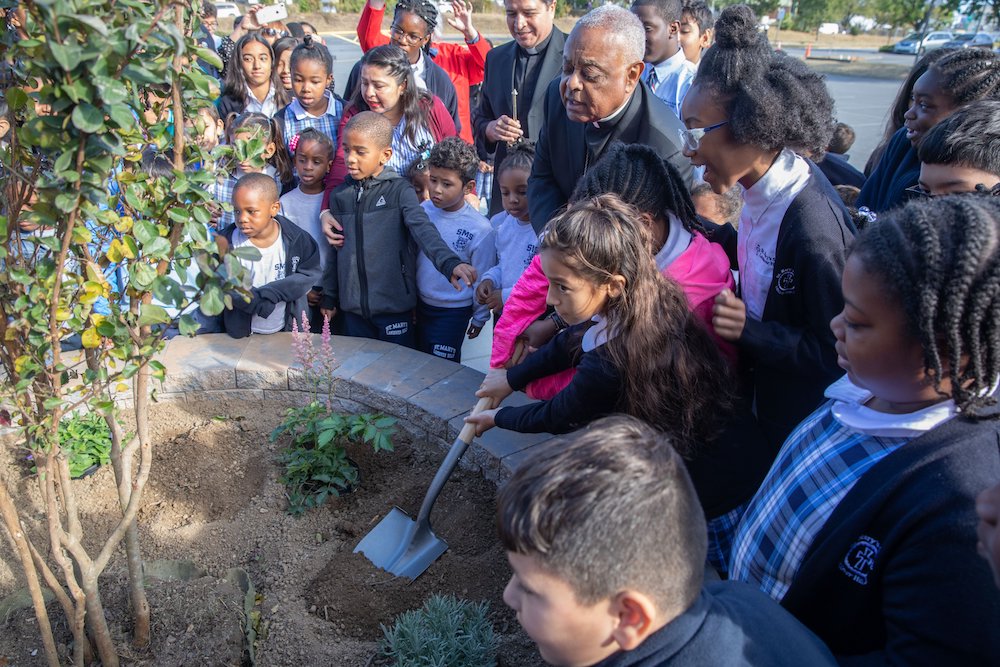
[379,594,500,667]
[271,312,396,514]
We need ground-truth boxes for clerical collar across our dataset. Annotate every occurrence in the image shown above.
[518,31,553,56]
[591,89,635,129]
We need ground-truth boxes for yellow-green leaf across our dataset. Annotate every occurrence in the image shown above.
[81,327,101,349]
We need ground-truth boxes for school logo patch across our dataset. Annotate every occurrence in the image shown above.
[453,228,473,252]
[385,321,408,336]
[839,535,880,585]
[432,344,457,359]
[375,195,387,208]
[775,268,796,295]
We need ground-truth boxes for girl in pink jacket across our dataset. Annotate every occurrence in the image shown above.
[491,142,736,399]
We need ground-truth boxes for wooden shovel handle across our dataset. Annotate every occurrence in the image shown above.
[458,396,495,444]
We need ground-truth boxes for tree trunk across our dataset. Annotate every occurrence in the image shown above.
[0,481,60,667]
[79,569,119,667]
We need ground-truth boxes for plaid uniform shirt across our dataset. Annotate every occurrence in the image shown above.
[706,501,750,578]
[727,377,957,600]
[213,167,282,229]
[387,119,434,177]
[281,96,344,155]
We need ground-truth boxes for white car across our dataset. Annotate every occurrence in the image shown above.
[215,1,241,18]
[818,23,840,35]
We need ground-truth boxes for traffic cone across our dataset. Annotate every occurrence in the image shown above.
[805,43,812,58]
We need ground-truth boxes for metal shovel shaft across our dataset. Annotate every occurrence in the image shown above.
[354,396,493,578]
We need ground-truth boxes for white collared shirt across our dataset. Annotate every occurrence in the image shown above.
[411,50,428,90]
[244,83,277,118]
[287,95,339,120]
[827,375,957,437]
[653,212,692,272]
[644,49,694,119]
[737,149,812,321]
[582,315,615,352]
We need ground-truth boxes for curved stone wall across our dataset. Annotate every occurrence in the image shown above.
[154,333,553,482]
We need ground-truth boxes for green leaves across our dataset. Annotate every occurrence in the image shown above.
[138,303,170,328]
[272,403,397,515]
[70,102,105,133]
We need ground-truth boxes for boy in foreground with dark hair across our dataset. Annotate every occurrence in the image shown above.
[497,415,836,666]
[917,100,1000,197]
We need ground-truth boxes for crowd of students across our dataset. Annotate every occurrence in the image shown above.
[5,0,1000,663]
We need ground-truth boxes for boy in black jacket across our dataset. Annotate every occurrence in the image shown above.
[319,111,476,348]
[498,416,837,667]
[217,173,321,339]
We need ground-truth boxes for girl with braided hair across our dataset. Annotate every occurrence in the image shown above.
[476,140,536,314]
[858,47,1000,213]
[273,35,344,155]
[731,195,1000,662]
[353,0,490,144]
[682,4,855,448]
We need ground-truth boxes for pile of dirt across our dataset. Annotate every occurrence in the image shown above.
[0,399,542,666]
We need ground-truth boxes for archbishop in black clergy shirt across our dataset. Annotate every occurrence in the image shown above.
[472,0,566,217]
[528,5,693,233]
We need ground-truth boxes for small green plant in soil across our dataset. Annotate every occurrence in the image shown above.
[272,314,396,514]
[272,407,396,514]
[379,593,499,667]
[58,413,113,479]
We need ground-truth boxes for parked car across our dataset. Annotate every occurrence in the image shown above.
[941,32,996,49]
[818,22,841,35]
[892,31,954,55]
[215,1,241,17]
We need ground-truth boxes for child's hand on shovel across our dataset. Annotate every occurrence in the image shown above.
[476,368,513,403]
[465,408,499,437]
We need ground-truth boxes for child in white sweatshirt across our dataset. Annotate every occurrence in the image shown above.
[476,142,537,315]
[416,138,495,362]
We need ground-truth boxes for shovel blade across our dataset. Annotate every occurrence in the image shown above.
[354,507,449,580]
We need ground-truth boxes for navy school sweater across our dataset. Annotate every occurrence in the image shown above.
[496,323,776,519]
[780,413,1000,664]
[855,127,920,214]
[592,582,837,667]
[737,166,856,448]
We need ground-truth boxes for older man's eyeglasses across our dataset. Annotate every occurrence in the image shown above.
[390,25,426,45]
[678,120,729,152]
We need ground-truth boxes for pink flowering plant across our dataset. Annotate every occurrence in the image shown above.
[271,312,396,514]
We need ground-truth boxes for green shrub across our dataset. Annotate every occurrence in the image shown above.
[272,404,396,514]
[379,594,499,667]
[58,413,113,479]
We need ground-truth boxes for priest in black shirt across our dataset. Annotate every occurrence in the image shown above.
[472,0,566,217]
[528,4,694,233]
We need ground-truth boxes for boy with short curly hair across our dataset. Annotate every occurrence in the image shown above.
[498,415,837,666]
[416,137,494,361]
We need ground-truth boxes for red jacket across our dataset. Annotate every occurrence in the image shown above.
[324,96,457,196]
[357,3,489,144]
